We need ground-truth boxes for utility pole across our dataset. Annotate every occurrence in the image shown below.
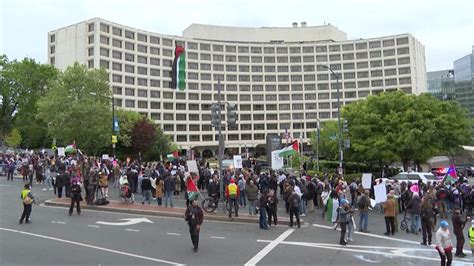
[217,80,224,201]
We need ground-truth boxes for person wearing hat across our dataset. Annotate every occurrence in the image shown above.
[435,220,453,266]
[225,178,239,218]
[468,220,474,257]
[184,198,204,253]
[338,199,351,245]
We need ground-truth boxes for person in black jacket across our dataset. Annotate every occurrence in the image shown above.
[55,172,65,198]
[185,199,204,252]
[164,173,175,208]
[69,180,82,216]
[266,190,279,227]
[141,176,153,204]
[420,195,434,245]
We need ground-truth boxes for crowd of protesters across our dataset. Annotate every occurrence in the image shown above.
[2,151,474,260]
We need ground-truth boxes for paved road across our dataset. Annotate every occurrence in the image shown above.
[0,178,473,265]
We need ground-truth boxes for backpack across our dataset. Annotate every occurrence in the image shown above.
[357,196,367,209]
[293,196,300,208]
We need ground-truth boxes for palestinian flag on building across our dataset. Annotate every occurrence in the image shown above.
[443,164,458,184]
[166,151,179,161]
[65,143,77,154]
[171,46,186,91]
[278,140,299,157]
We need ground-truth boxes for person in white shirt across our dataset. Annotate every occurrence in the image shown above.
[435,220,453,266]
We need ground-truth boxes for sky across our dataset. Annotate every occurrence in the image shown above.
[1,0,473,71]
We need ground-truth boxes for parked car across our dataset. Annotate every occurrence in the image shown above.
[390,172,440,185]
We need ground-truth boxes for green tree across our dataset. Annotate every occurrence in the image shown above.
[343,91,472,170]
[309,120,339,161]
[146,126,177,161]
[37,62,111,155]
[0,55,58,143]
[114,109,143,157]
[5,128,22,148]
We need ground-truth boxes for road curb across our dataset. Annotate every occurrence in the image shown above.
[43,199,301,225]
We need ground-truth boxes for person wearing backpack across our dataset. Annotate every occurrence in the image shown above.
[288,190,301,228]
[20,183,35,224]
[357,190,370,233]
[69,180,82,216]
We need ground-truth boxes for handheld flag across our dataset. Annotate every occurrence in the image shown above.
[443,164,458,184]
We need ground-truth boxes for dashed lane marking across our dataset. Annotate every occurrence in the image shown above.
[88,225,100,228]
[125,229,140,232]
[51,221,66,224]
[210,236,225,239]
[0,227,184,266]
[166,232,181,236]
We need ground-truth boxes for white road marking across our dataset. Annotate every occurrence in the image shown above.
[256,239,472,265]
[166,233,181,236]
[0,184,11,187]
[51,221,66,224]
[125,229,140,232]
[0,227,184,266]
[210,236,225,239]
[88,225,100,228]
[96,218,153,226]
[244,228,295,266]
[312,223,474,253]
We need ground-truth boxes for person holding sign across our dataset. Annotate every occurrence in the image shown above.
[19,183,35,224]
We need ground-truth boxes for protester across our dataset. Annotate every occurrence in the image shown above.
[469,220,474,257]
[245,179,258,216]
[451,207,470,257]
[383,192,396,236]
[69,180,82,216]
[420,195,434,245]
[357,190,371,233]
[141,175,152,205]
[406,193,421,234]
[338,199,351,245]
[184,198,204,253]
[288,190,301,228]
[225,178,239,218]
[435,220,453,266]
[155,176,164,206]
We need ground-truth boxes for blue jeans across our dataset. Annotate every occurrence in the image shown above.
[300,197,306,215]
[164,190,174,207]
[410,214,420,233]
[346,218,354,240]
[142,190,152,204]
[248,200,256,215]
[359,212,368,231]
[239,190,246,206]
[259,207,268,229]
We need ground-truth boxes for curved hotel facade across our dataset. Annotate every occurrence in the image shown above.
[48,18,426,153]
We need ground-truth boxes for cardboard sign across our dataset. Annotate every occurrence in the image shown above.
[362,173,372,189]
[57,147,65,157]
[374,183,387,203]
[187,160,199,173]
[102,154,110,160]
[233,155,243,169]
[271,150,284,170]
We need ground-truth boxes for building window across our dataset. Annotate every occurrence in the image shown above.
[112,27,122,36]
[88,23,94,32]
[100,23,109,33]
[99,60,109,69]
[112,62,122,71]
[50,57,55,65]
[137,55,147,64]
[125,100,135,108]
[137,33,147,42]
[100,35,109,45]
[125,42,134,51]
[124,30,134,40]
[396,37,409,45]
[383,39,395,47]
[100,47,109,57]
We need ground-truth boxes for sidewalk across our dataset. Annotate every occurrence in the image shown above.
[44,197,300,225]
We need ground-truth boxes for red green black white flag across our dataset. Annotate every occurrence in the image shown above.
[171,46,186,91]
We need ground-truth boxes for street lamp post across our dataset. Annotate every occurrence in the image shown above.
[321,65,343,175]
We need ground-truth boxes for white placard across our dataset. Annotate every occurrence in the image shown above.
[187,160,199,173]
[271,150,284,170]
[362,173,372,189]
[370,198,377,208]
[374,183,387,203]
[233,155,243,169]
[57,147,65,157]
[102,154,110,160]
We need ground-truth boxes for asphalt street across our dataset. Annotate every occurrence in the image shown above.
[0,177,473,265]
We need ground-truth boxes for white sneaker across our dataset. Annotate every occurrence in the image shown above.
[301,214,306,217]
[42,188,47,191]
[349,238,354,242]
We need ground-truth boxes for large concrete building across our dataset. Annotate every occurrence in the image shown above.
[48,18,427,156]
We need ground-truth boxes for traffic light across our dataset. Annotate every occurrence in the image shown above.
[211,103,220,128]
[343,119,349,133]
[227,103,237,128]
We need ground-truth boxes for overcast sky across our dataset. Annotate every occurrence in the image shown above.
[1,0,473,71]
